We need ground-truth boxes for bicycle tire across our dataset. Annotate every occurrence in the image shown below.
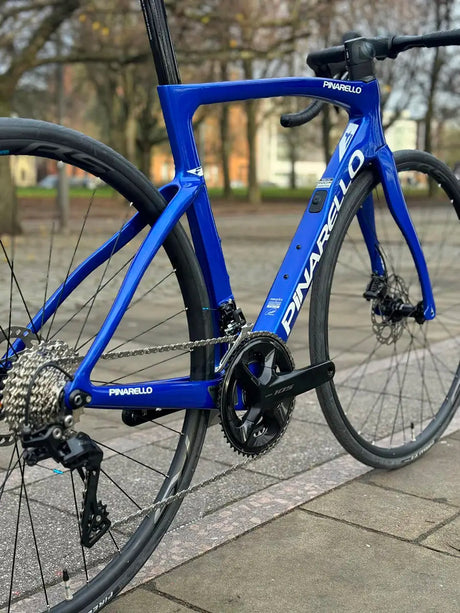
[309,150,460,469]
[0,118,214,612]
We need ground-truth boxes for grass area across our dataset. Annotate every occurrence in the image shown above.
[17,185,316,202]
[208,185,315,201]
[18,184,435,203]
[17,186,115,198]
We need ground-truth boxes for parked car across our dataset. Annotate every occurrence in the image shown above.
[38,174,58,188]
[37,175,100,189]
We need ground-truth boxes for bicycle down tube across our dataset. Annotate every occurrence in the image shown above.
[63,75,435,412]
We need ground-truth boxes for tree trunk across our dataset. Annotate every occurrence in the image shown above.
[219,61,232,199]
[321,104,332,164]
[220,103,232,198]
[138,139,152,179]
[245,98,260,204]
[288,136,297,189]
[0,93,22,235]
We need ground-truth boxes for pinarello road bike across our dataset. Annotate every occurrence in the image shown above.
[1,1,460,611]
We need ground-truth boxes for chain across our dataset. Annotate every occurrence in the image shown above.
[109,438,272,532]
[99,332,238,361]
[5,329,277,532]
[48,332,239,367]
[91,329,264,530]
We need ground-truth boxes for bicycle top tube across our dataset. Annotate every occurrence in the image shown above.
[158,76,375,174]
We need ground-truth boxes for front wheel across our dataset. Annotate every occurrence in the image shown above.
[310,150,460,468]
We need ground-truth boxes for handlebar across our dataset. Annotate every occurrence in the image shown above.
[280,100,324,128]
[307,29,460,76]
[281,29,460,129]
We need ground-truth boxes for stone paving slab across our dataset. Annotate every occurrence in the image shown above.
[106,425,460,613]
[360,437,460,507]
[103,589,193,613]
[421,515,460,557]
[302,480,457,540]
[151,511,460,613]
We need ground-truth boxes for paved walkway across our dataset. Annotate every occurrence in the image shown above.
[2,202,459,611]
[106,421,460,613]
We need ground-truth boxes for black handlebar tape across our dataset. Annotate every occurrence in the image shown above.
[280,100,324,128]
[308,30,460,75]
[306,45,345,75]
[391,29,460,54]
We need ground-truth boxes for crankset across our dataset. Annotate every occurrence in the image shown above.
[218,332,334,455]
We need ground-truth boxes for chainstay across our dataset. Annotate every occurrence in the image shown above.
[28,329,271,529]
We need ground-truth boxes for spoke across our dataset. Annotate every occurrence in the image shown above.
[128,269,177,310]
[328,329,377,362]
[0,323,20,361]
[70,470,88,582]
[46,195,95,342]
[392,331,417,443]
[371,348,398,444]
[48,254,135,342]
[105,309,186,355]
[74,214,129,350]
[420,326,453,398]
[0,240,39,339]
[0,451,20,501]
[147,419,183,436]
[107,528,121,553]
[108,351,189,383]
[337,381,420,404]
[100,467,141,510]
[412,329,435,425]
[335,337,381,391]
[17,453,49,610]
[41,221,56,331]
[95,440,169,478]
[8,451,23,613]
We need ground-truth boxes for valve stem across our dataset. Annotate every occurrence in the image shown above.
[62,568,73,600]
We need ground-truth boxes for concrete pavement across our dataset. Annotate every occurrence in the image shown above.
[106,425,460,613]
[1,200,459,611]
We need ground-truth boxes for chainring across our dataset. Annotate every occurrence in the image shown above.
[218,332,295,456]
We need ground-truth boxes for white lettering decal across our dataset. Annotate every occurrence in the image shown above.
[323,81,362,94]
[281,149,365,334]
[349,149,365,177]
[87,592,114,613]
[187,166,204,177]
[109,386,153,397]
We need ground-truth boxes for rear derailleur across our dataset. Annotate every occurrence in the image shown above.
[22,423,110,548]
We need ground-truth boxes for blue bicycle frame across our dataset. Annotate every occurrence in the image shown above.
[25,75,436,413]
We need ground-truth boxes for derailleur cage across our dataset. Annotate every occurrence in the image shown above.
[22,427,111,548]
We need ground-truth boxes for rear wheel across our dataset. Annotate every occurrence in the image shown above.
[0,118,213,611]
[309,150,460,468]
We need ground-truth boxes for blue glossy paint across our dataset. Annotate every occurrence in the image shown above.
[48,75,434,412]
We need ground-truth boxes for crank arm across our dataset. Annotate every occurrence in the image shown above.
[263,360,335,405]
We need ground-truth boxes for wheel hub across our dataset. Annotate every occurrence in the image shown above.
[365,273,424,344]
